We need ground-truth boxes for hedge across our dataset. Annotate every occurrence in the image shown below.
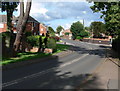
[112,37,120,53]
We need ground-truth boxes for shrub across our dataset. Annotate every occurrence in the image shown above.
[46,38,57,52]
[27,35,40,47]
[76,36,82,40]
[25,32,32,37]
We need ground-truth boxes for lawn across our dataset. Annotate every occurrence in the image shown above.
[1,44,70,65]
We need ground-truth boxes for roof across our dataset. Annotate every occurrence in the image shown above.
[27,16,39,23]
[0,15,39,23]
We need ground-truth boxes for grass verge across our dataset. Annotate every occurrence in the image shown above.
[1,44,70,65]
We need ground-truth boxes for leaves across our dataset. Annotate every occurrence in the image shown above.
[56,26,64,35]
[89,1,120,37]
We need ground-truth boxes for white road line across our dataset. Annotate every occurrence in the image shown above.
[2,54,89,88]
[59,54,89,68]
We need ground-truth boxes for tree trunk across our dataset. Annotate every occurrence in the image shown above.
[16,1,24,32]
[13,0,32,52]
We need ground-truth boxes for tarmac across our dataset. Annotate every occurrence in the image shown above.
[77,47,119,90]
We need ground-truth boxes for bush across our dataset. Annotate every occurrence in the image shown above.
[27,35,40,47]
[25,32,32,37]
[46,38,57,52]
[76,36,82,40]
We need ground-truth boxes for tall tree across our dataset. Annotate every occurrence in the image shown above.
[70,21,84,39]
[48,26,55,37]
[16,0,24,32]
[1,1,19,54]
[1,1,19,32]
[89,1,120,37]
[56,26,64,35]
[90,21,105,37]
[13,0,32,52]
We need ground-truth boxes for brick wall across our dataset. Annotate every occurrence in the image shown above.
[0,23,7,33]
[39,24,47,36]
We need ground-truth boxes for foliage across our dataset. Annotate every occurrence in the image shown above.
[70,21,84,39]
[76,36,82,40]
[65,32,70,35]
[48,26,55,34]
[56,26,64,35]
[89,1,120,37]
[85,27,90,31]
[1,2,19,31]
[90,21,106,37]
[27,35,40,47]
[25,32,32,37]
[79,31,89,38]
[1,44,70,65]
[46,38,57,52]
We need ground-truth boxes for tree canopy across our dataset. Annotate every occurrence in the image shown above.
[90,21,106,37]
[70,21,84,39]
[56,26,64,35]
[48,26,55,34]
[89,1,120,37]
[48,26,55,37]
[1,2,19,31]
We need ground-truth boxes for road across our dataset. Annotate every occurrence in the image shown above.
[2,39,107,89]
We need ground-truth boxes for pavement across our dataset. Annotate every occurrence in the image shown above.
[77,58,119,90]
[2,39,119,90]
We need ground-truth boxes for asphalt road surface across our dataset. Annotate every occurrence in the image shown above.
[2,39,108,90]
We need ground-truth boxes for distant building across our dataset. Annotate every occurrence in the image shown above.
[0,15,47,36]
[62,29,72,39]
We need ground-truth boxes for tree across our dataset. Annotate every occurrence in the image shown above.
[48,26,55,37]
[48,26,55,33]
[1,1,19,31]
[70,21,84,39]
[89,1,120,37]
[13,0,32,52]
[79,31,89,38]
[1,1,19,55]
[56,26,64,35]
[90,21,105,37]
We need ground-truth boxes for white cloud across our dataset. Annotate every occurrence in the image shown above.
[82,11,87,14]
[30,3,48,15]
[63,23,71,29]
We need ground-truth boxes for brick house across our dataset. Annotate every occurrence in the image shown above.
[0,15,14,33]
[0,15,47,35]
[39,23,47,36]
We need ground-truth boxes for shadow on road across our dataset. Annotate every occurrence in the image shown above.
[3,53,105,90]
[68,45,106,58]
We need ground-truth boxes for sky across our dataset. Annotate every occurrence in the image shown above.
[0,0,104,30]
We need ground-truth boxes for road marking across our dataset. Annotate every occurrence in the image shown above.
[59,54,89,68]
[3,54,89,88]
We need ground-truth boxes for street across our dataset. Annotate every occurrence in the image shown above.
[3,39,108,89]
